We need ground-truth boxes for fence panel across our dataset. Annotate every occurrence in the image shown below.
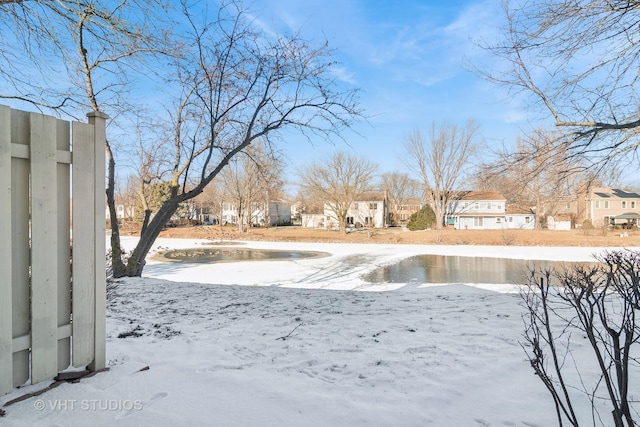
[0,105,106,396]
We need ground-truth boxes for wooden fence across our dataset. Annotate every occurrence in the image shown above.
[0,105,107,396]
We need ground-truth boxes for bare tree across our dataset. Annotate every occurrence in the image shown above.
[293,189,325,218]
[193,179,223,225]
[132,119,172,235]
[299,151,377,234]
[522,250,640,427]
[403,121,480,229]
[1,1,362,277]
[220,143,283,232]
[484,0,640,175]
[118,2,362,276]
[477,128,586,227]
[380,171,423,226]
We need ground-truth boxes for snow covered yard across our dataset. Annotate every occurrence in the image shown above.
[1,239,638,426]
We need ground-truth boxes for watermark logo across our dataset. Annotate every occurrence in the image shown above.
[34,399,143,412]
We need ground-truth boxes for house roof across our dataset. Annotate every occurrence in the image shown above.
[591,187,640,199]
[457,190,506,201]
[506,206,534,215]
[613,212,640,219]
[357,191,386,201]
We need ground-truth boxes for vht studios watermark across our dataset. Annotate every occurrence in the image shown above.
[34,399,143,412]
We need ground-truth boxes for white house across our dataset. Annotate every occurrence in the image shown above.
[300,213,325,228]
[447,191,507,230]
[105,203,135,221]
[322,192,389,230]
[445,191,535,230]
[546,214,572,231]
[221,199,291,227]
[504,206,536,230]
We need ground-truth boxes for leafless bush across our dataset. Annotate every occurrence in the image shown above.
[432,230,445,244]
[502,229,516,245]
[521,250,640,426]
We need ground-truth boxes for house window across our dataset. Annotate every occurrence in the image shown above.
[474,202,479,210]
[508,217,513,223]
[622,201,627,209]
[496,217,502,223]
[487,203,491,210]
[474,217,483,227]
[525,216,531,223]
[365,216,372,225]
[632,201,637,209]
[369,203,377,210]
[604,201,610,209]
[594,200,600,209]
[463,202,469,209]
[497,204,502,210]
[346,216,354,225]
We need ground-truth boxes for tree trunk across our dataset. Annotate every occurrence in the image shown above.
[140,209,152,236]
[105,143,127,278]
[339,216,347,234]
[124,199,179,277]
[237,204,245,233]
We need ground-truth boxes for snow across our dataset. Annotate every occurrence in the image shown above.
[1,238,639,426]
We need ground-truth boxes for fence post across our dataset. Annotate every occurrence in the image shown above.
[87,111,107,372]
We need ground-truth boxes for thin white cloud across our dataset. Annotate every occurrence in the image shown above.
[330,66,357,85]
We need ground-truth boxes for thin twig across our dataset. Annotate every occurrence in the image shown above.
[276,323,304,340]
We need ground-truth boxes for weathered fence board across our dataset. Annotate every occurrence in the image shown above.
[56,119,71,372]
[30,113,60,384]
[0,106,12,394]
[71,121,96,367]
[0,105,106,396]
[10,108,31,390]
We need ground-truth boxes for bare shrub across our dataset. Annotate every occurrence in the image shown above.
[501,229,516,245]
[521,250,640,427]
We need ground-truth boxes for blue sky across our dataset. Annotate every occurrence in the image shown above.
[0,0,548,189]
[247,0,533,185]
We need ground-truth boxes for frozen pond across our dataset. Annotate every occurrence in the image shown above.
[158,247,330,263]
[362,254,597,285]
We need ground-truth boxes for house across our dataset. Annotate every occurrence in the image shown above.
[445,191,536,230]
[447,191,508,230]
[575,186,640,228]
[300,214,325,228]
[105,197,135,222]
[504,206,536,230]
[221,199,292,227]
[546,214,572,231]
[322,192,389,230]
[389,198,423,225]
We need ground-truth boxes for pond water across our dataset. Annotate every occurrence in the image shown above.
[160,247,330,263]
[361,255,596,285]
